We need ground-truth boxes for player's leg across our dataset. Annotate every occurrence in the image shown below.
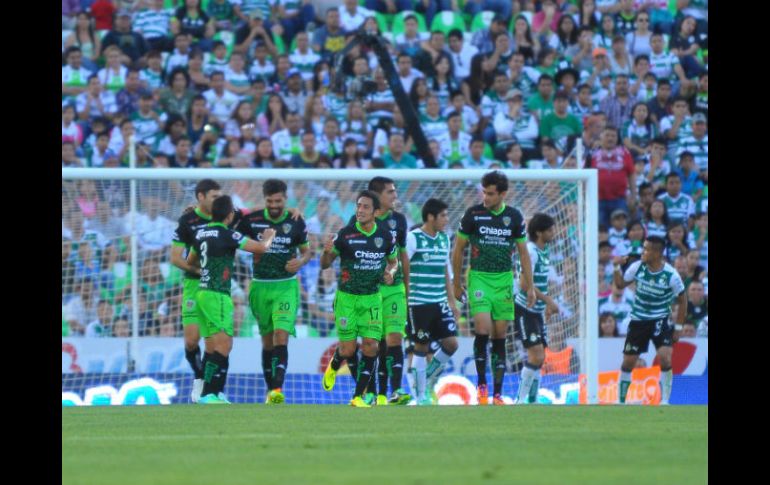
[250,280,275,393]
[652,317,676,404]
[351,293,384,405]
[619,320,649,403]
[407,304,431,403]
[197,291,235,403]
[323,291,357,393]
[182,279,204,402]
[425,302,459,395]
[468,272,495,403]
[514,304,546,405]
[383,286,409,403]
[489,275,515,403]
[267,279,301,404]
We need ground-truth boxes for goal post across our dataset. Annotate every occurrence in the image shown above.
[61,168,598,404]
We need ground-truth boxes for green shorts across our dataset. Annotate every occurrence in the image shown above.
[195,290,234,338]
[249,278,300,337]
[182,278,201,326]
[380,282,407,338]
[468,270,515,321]
[334,290,383,342]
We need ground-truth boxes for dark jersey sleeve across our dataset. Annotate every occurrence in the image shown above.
[396,213,407,250]
[457,207,476,239]
[234,212,254,238]
[511,208,527,242]
[172,215,191,247]
[228,229,248,250]
[332,229,345,255]
[386,230,398,260]
[294,217,309,247]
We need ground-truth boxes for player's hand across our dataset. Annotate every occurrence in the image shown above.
[289,207,303,220]
[262,228,276,246]
[323,234,335,254]
[183,205,195,215]
[453,280,466,303]
[673,329,681,343]
[449,302,461,321]
[285,258,303,273]
[383,268,395,285]
[612,256,627,266]
[545,300,559,320]
[526,287,536,309]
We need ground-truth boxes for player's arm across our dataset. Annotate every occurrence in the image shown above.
[383,249,399,285]
[451,235,468,301]
[242,228,276,254]
[320,233,338,269]
[615,258,638,289]
[286,242,312,273]
[516,239,536,308]
[170,222,198,273]
[185,247,202,275]
[445,266,461,321]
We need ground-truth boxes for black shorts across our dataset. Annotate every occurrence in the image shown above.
[514,303,548,349]
[623,318,674,355]
[407,302,458,345]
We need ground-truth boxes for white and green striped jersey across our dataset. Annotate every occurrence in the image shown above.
[623,261,685,321]
[515,241,549,313]
[657,192,695,225]
[492,112,539,149]
[461,156,496,169]
[133,8,173,39]
[130,110,167,144]
[224,66,250,91]
[140,68,164,91]
[324,93,348,121]
[340,119,367,149]
[608,227,627,248]
[649,51,681,81]
[480,91,507,118]
[676,134,708,171]
[202,88,240,124]
[420,114,447,142]
[367,88,395,128]
[289,49,321,81]
[204,56,230,77]
[598,295,634,326]
[232,0,271,18]
[248,59,276,82]
[641,156,671,186]
[660,115,693,151]
[270,129,302,161]
[275,0,301,16]
[435,132,472,162]
[62,65,92,88]
[406,229,451,305]
[645,220,667,238]
[98,66,128,92]
[612,239,643,258]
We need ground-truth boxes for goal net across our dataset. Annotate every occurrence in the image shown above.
[61,168,598,406]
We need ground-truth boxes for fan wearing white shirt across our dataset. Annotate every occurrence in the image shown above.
[338,0,374,32]
[396,53,424,94]
[203,71,240,124]
[445,29,478,81]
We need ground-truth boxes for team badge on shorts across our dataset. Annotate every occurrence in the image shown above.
[474,290,484,299]
[339,317,348,328]
[530,334,538,343]
[503,216,511,226]
[186,300,195,309]
[282,223,291,234]
[374,237,383,248]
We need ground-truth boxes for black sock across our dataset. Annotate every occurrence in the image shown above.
[491,338,506,396]
[202,352,216,396]
[355,354,378,398]
[262,349,273,390]
[210,351,229,395]
[388,345,404,392]
[378,339,388,395]
[347,349,359,383]
[185,347,203,379]
[271,345,288,390]
[474,335,490,386]
[330,347,344,371]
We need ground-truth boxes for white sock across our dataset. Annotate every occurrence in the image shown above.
[432,347,452,365]
[413,353,427,400]
[517,365,539,404]
[661,369,673,404]
[406,366,415,394]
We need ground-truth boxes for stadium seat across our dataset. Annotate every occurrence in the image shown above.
[375,12,391,34]
[392,11,428,36]
[430,10,467,35]
[470,11,496,33]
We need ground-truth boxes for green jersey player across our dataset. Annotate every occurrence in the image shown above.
[452,171,536,405]
[613,236,687,405]
[321,191,399,407]
[187,196,275,404]
[236,179,312,404]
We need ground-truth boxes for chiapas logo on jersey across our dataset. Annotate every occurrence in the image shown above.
[503,216,511,227]
[374,237,383,248]
[388,219,396,229]
[282,223,291,234]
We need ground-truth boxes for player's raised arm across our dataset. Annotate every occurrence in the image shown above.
[614,256,635,289]
[320,233,338,269]
[242,228,276,254]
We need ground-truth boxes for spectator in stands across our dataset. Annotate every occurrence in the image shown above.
[590,126,636,227]
[140,50,165,92]
[599,312,619,337]
[599,73,633,129]
[493,89,538,157]
[101,10,149,67]
[338,0,374,33]
[593,14,616,50]
[235,10,277,59]
[540,90,583,151]
[674,151,704,200]
[169,137,201,167]
[446,29,478,82]
[62,47,94,104]
[512,14,540,65]
[134,0,174,52]
[312,8,346,61]
[397,53,425,94]
[383,132,421,169]
[116,69,148,117]
[159,68,197,119]
[281,69,310,116]
[471,14,511,55]
[527,74,555,122]
[172,0,215,51]
[658,172,695,226]
[207,0,236,32]
[669,15,706,79]
[64,12,102,73]
[62,105,84,150]
[251,137,276,167]
[64,277,101,336]
[608,35,632,76]
[648,33,694,96]
[676,112,707,172]
[203,71,239,124]
[271,111,304,164]
[625,9,652,57]
[273,0,317,45]
[91,0,117,31]
[155,113,188,156]
[664,224,695,263]
[291,131,325,167]
[686,279,707,331]
[77,75,119,124]
[317,117,343,159]
[684,248,706,283]
[622,102,656,161]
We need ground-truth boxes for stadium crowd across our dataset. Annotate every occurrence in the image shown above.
[62,0,707,339]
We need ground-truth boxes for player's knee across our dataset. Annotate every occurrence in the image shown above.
[414,342,429,354]
[273,330,289,346]
[441,337,458,355]
[361,339,379,356]
[529,347,545,366]
[386,332,402,346]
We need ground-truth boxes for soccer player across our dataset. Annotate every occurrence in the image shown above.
[236,179,312,404]
[349,177,410,405]
[187,195,276,404]
[452,171,535,405]
[613,235,686,405]
[321,190,399,408]
[170,179,222,403]
[406,198,461,405]
[513,213,560,405]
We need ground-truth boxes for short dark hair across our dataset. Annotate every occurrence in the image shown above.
[447,111,461,122]
[599,240,612,251]
[665,172,681,182]
[368,176,395,194]
[650,137,667,147]
[195,179,221,198]
[481,170,509,193]
[212,195,234,222]
[538,74,554,85]
[634,54,650,65]
[638,181,653,194]
[448,28,463,40]
[422,198,448,223]
[263,179,287,197]
[657,78,671,88]
[357,190,381,211]
[528,213,556,241]
[645,235,666,253]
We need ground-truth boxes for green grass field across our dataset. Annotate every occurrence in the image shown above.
[62,405,707,485]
